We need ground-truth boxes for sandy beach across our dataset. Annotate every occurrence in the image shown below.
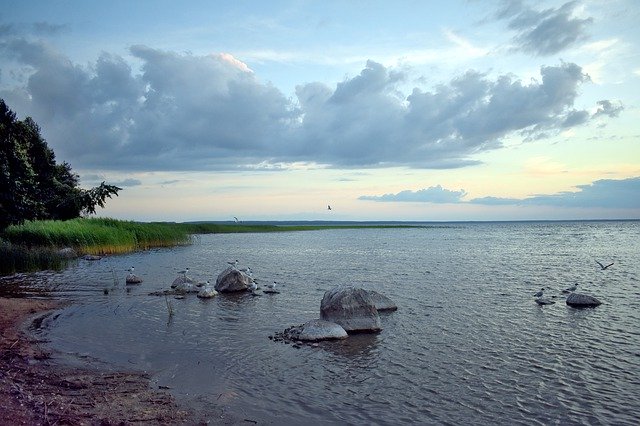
[0,297,196,425]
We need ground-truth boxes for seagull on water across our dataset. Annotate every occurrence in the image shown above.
[267,281,277,290]
[228,259,239,268]
[596,260,614,270]
[534,288,545,298]
[562,283,578,294]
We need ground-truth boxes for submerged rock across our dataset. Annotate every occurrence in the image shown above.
[125,273,143,284]
[296,319,348,341]
[367,290,398,311]
[215,267,252,293]
[197,287,218,299]
[171,275,196,288]
[271,320,348,344]
[320,286,381,333]
[535,298,555,305]
[566,293,602,308]
[82,254,102,261]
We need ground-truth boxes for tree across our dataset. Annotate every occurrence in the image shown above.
[0,99,121,229]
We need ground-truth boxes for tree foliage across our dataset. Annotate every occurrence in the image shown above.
[0,99,121,229]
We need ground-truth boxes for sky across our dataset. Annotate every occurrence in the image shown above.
[1,0,639,222]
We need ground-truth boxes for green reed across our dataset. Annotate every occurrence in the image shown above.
[1,218,427,275]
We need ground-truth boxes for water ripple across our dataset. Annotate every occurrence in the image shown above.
[9,221,640,425]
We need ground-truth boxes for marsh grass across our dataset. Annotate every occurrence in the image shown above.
[1,217,426,275]
[0,240,68,275]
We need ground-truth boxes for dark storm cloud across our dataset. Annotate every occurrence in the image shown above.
[473,177,640,208]
[0,39,619,172]
[361,177,640,210]
[496,1,593,56]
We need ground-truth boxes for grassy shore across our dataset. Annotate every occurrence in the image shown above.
[1,217,422,275]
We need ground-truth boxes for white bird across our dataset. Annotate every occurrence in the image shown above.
[125,266,143,284]
[234,216,239,223]
[562,283,578,294]
[534,288,544,298]
[227,260,239,268]
[248,281,258,292]
[177,268,190,278]
[596,260,614,270]
[267,281,277,290]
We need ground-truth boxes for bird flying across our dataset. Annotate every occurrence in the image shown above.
[595,260,614,270]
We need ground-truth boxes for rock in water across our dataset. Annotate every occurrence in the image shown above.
[367,290,398,311]
[214,267,252,293]
[125,274,143,284]
[320,286,381,333]
[171,275,196,288]
[197,287,218,299]
[566,293,602,308]
[296,319,348,341]
[535,298,555,305]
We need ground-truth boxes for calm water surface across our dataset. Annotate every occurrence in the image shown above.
[13,221,640,424]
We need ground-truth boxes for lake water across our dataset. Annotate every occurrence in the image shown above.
[12,221,640,424]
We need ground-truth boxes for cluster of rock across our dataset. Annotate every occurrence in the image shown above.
[270,286,397,345]
[534,284,603,308]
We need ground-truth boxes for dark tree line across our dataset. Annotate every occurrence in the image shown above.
[0,99,121,229]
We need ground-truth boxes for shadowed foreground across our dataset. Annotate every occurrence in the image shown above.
[0,297,211,425]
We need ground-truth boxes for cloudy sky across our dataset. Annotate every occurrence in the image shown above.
[1,0,639,221]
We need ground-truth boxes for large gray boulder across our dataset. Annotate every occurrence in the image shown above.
[320,286,381,333]
[367,290,397,311]
[215,267,252,293]
[566,293,602,307]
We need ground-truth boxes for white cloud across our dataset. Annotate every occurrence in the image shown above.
[0,39,621,173]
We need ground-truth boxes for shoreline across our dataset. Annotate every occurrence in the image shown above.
[0,296,202,424]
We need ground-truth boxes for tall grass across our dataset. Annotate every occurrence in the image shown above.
[1,218,426,275]
[0,240,68,275]
[3,218,192,255]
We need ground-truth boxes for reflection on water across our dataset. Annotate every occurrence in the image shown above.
[8,221,640,425]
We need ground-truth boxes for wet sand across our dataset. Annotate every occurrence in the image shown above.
[0,297,201,425]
